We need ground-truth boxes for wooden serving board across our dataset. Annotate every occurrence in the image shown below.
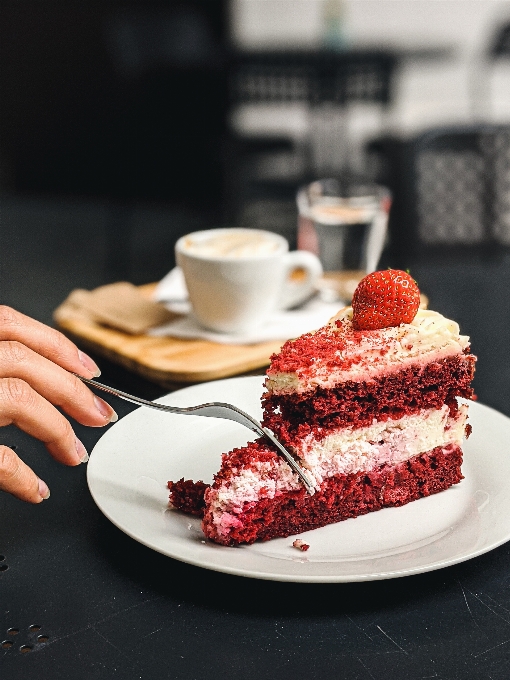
[55,284,285,388]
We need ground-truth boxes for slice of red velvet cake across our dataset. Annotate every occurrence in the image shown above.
[169,270,476,546]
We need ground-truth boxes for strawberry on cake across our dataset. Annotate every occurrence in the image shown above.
[168,270,476,546]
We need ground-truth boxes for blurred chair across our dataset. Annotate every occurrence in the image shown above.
[485,21,510,125]
[378,125,510,265]
[230,49,395,173]
[227,49,397,238]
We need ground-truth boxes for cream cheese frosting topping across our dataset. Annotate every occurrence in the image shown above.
[329,306,468,351]
[266,307,470,394]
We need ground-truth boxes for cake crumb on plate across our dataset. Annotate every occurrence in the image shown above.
[293,539,310,551]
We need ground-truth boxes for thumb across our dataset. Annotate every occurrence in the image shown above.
[0,445,50,503]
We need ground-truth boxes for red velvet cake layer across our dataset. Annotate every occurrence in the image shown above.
[168,478,208,516]
[262,354,476,441]
[198,444,463,546]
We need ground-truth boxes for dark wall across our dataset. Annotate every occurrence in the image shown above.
[0,1,229,208]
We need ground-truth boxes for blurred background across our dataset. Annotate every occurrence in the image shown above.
[2,0,510,412]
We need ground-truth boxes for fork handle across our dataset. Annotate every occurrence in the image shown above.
[76,374,315,494]
[75,375,261,426]
[75,374,164,410]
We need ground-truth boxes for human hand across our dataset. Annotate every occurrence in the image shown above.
[0,306,118,503]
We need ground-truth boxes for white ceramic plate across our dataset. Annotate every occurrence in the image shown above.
[87,376,510,582]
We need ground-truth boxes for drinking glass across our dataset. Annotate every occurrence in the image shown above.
[297,178,391,301]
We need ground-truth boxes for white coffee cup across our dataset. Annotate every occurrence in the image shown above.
[175,228,323,333]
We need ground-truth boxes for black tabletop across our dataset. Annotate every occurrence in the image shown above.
[2,199,510,680]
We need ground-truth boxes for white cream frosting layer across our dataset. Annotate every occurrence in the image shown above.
[266,307,470,394]
[296,404,467,485]
[205,405,468,538]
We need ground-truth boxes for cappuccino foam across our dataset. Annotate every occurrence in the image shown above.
[183,231,281,258]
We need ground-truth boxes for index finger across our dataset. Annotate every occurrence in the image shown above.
[0,306,100,378]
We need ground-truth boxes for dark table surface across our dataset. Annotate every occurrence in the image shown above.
[2,196,510,680]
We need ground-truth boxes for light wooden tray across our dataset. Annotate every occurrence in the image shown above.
[55,284,285,388]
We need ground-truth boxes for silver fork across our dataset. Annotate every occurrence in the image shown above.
[76,374,314,494]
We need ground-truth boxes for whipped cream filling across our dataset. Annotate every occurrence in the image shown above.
[205,405,468,537]
[267,307,470,394]
[296,404,467,485]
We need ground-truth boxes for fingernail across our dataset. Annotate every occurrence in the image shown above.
[94,396,118,423]
[38,478,51,500]
[75,436,89,464]
[78,350,101,377]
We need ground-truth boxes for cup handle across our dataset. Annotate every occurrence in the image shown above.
[278,251,323,310]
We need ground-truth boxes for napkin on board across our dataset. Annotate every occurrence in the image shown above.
[150,267,344,345]
[54,282,177,334]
